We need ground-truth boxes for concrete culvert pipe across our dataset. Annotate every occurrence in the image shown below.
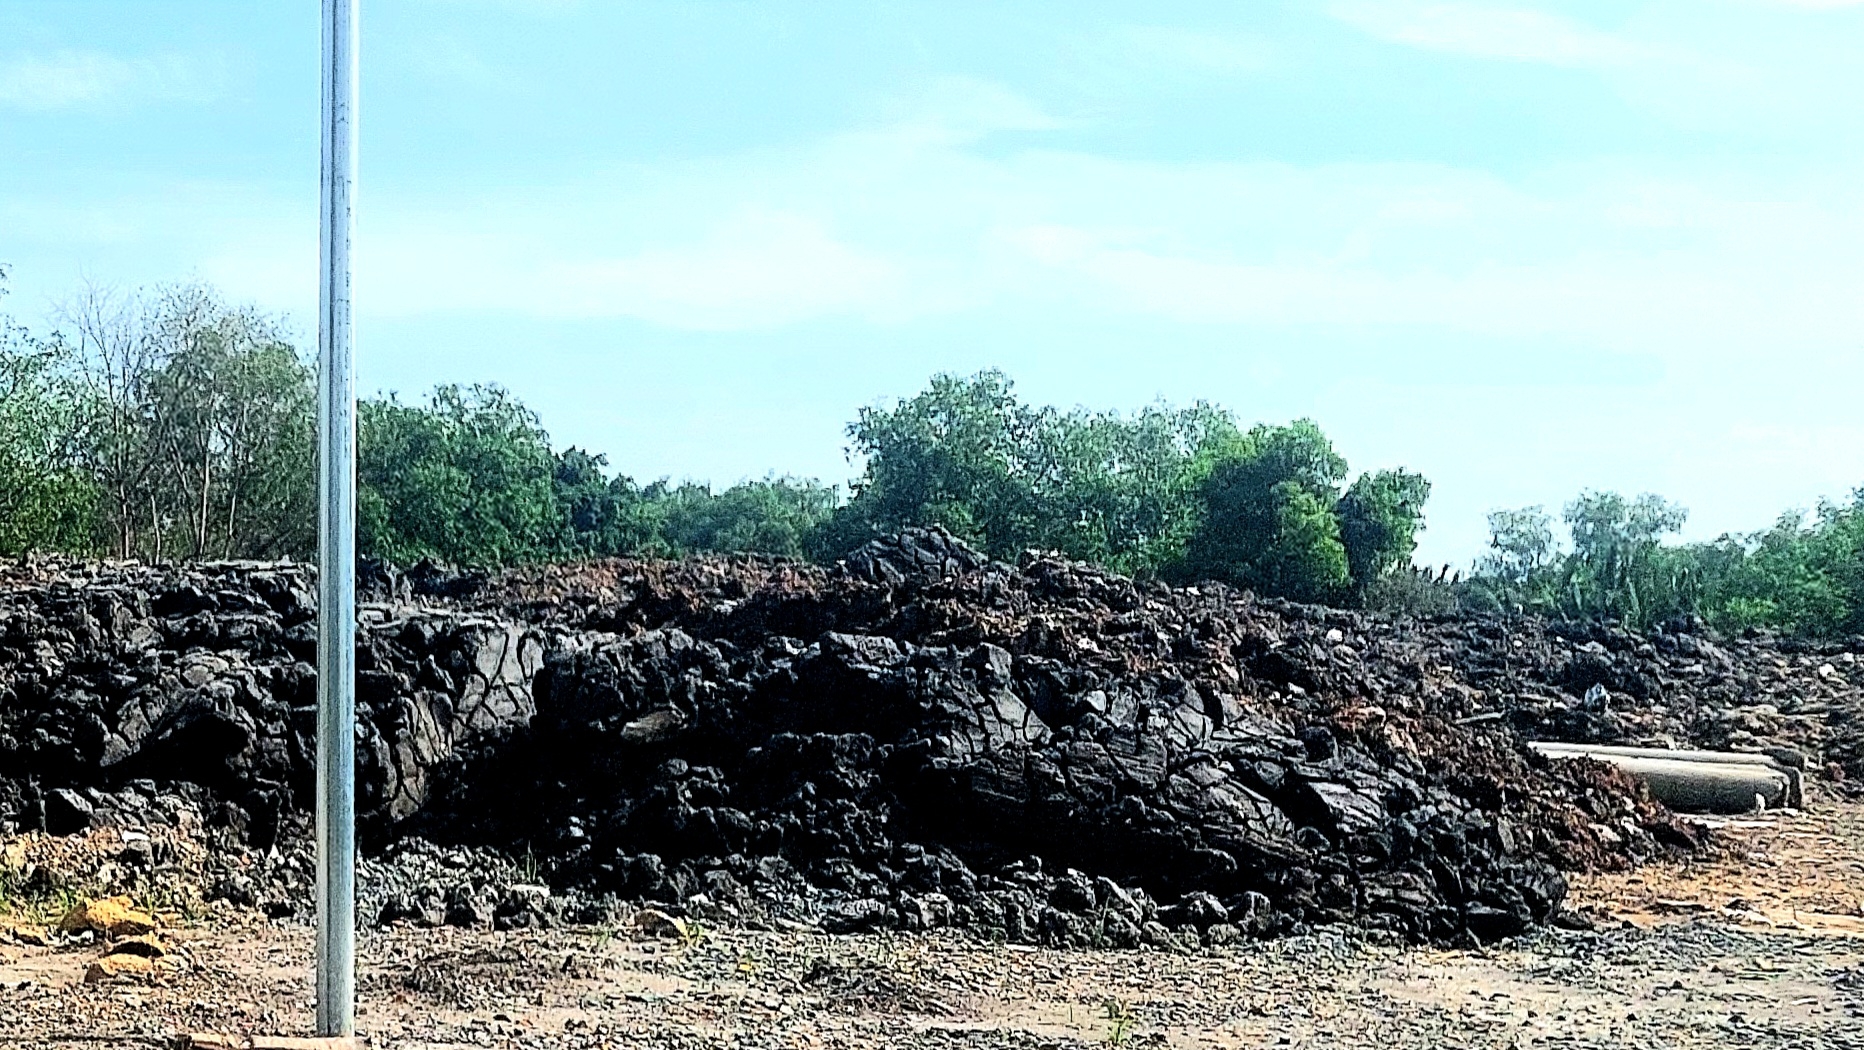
[1528,742,1801,814]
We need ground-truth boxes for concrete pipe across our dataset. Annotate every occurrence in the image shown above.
[1528,742,1802,814]
[1529,741,1803,770]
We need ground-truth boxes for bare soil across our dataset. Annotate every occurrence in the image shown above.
[8,797,1864,1049]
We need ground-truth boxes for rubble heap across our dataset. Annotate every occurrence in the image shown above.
[6,529,1856,946]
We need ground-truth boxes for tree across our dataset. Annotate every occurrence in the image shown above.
[61,281,160,558]
[1175,420,1353,601]
[829,370,1248,573]
[1337,469,1432,590]
[57,282,313,560]
[359,385,564,566]
[1480,506,1556,582]
[656,478,838,559]
[1467,505,1559,613]
[1687,496,1864,637]
[1257,480,1352,602]
[831,370,1048,557]
[1025,401,1240,573]
[139,286,314,559]
[1457,489,1861,635]
[554,447,667,557]
[0,269,97,554]
[1561,491,1688,627]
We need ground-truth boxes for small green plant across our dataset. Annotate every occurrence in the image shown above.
[2,881,81,928]
[588,922,621,951]
[1102,998,1136,1047]
[1088,900,1116,950]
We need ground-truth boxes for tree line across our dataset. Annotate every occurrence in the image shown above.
[1,272,1858,637]
[1461,492,1864,637]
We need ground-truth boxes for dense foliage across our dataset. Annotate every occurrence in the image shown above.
[1462,491,1864,637]
[820,371,1429,602]
[1,273,1858,636]
[823,371,1238,573]
[360,385,563,566]
[0,270,96,556]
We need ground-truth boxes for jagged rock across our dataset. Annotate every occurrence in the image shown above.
[45,789,94,835]
[84,954,157,983]
[58,896,156,938]
[444,884,495,928]
[1138,920,1174,949]
[5,535,1860,946]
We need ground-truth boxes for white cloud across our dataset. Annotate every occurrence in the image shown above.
[536,213,901,329]
[1328,2,1648,66]
[989,162,1864,362]
[0,52,134,109]
[152,89,1864,369]
[0,50,216,111]
[876,76,1067,141]
[1324,2,1861,140]
[354,209,907,330]
[14,75,1864,375]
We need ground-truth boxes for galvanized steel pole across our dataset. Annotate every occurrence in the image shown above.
[316,0,358,1037]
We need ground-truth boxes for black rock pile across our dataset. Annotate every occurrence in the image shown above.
[4,530,1857,946]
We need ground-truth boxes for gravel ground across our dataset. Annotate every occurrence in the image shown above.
[7,798,1864,1050]
[4,916,1863,1049]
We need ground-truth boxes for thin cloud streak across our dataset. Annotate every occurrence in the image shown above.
[17,73,1862,376]
[1327,2,1649,66]
[0,50,217,111]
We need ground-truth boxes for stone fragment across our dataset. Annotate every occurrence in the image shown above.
[2,924,49,947]
[631,907,690,940]
[59,896,157,938]
[45,788,95,835]
[104,933,168,958]
[84,953,155,983]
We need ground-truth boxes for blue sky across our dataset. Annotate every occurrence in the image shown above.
[3,0,1861,565]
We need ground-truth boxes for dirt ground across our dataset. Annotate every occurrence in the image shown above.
[7,797,1864,1050]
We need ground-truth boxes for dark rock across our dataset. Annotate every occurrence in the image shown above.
[45,789,95,835]
[821,898,890,934]
[1464,902,1530,942]
[12,533,1847,947]
[1138,920,1174,949]
[1167,892,1228,931]
[1049,871,1097,915]
[1204,922,1242,946]
[445,884,495,928]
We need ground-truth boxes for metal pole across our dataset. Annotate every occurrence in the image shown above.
[316,0,358,1038]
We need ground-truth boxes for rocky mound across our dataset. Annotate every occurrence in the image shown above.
[6,529,1854,947]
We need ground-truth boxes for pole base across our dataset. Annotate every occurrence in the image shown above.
[178,1036,361,1049]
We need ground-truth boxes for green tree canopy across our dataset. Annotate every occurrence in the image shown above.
[1338,468,1433,589]
[1561,491,1689,626]
[0,270,97,555]
[1464,489,1864,637]
[656,478,839,559]
[1685,497,1864,637]
[359,384,563,566]
[1176,420,1354,601]
[829,370,1245,573]
[55,282,312,560]
[830,370,1047,557]
[553,447,669,558]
